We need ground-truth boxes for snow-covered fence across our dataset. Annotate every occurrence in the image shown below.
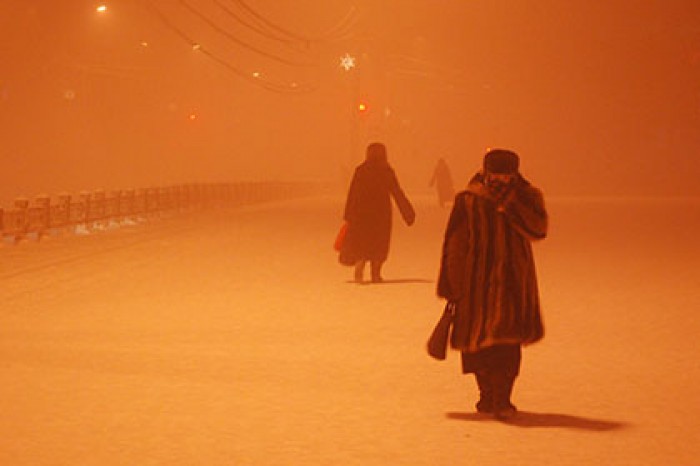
[0,181,320,244]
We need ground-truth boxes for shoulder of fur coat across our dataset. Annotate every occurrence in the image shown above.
[463,172,548,241]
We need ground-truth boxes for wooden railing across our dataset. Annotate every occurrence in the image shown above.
[0,181,319,244]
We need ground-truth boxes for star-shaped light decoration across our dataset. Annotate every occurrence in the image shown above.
[339,53,356,71]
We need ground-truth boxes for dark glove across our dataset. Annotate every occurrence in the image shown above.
[487,180,513,201]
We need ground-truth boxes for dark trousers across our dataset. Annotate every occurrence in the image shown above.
[354,260,383,282]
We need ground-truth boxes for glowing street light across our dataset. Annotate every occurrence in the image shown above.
[340,53,356,71]
[96,5,107,13]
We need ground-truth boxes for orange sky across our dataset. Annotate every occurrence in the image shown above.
[1,0,699,203]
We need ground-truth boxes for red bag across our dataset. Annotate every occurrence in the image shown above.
[333,222,348,252]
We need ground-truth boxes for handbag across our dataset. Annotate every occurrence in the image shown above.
[427,302,454,360]
[333,222,348,252]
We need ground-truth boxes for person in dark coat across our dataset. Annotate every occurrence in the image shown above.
[436,149,547,420]
[429,157,455,207]
[339,142,415,283]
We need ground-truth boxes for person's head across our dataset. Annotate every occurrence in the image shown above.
[366,142,388,164]
[483,149,519,185]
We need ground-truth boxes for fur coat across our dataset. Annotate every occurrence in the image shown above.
[437,173,547,353]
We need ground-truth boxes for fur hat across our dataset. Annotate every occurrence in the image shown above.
[484,149,519,174]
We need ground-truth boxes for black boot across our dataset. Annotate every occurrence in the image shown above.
[491,372,517,420]
[370,261,383,283]
[474,370,493,414]
[354,261,365,283]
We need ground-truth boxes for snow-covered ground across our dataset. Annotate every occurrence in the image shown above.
[1,194,699,465]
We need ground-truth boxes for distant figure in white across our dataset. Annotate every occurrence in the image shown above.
[338,142,415,283]
[429,157,455,208]
[437,149,548,420]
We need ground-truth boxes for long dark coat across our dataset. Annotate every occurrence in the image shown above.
[429,158,455,205]
[339,158,414,265]
[437,172,547,353]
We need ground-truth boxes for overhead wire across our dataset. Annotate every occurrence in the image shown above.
[230,0,313,43]
[211,0,299,46]
[144,0,316,93]
[316,5,360,41]
[229,0,359,43]
[388,53,473,85]
[177,0,316,67]
[142,0,363,93]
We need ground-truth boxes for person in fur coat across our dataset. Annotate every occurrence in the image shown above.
[437,148,547,420]
[339,142,415,283]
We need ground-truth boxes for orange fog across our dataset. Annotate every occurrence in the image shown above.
[1,0,699,205]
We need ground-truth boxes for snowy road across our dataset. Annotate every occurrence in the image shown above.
[1,195,699,465]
